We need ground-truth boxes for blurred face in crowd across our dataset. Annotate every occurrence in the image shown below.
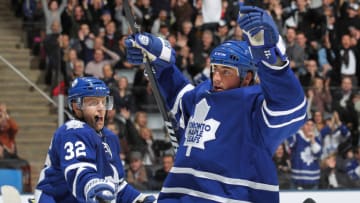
[341,77,353,93]
[135,111,147,128]
[162,155,174,173]
[106,21,116,35]
[80,24,90,36]
[102,64,113,78]
[49,0,58,11]
[118,77,128,90]
[302,120,315,138]
[68,49,78,62]
[94,49,104,62]
[341,34,352,49]
[181,21,193,35]
[94,37,104,49]
[274,144,285,158]
[73,60,85,77]
[286,28,296,43]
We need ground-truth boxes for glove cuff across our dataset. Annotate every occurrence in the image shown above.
[251,36,287,64]
[84,178,115,199]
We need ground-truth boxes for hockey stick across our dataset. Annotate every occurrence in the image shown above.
[123,0,179,153]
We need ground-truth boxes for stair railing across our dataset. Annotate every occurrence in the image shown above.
[0,55,74,125]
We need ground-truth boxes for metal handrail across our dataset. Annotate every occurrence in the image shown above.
[0,55,74,121]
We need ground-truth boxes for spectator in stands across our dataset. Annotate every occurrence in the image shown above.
[132,66,157,112]
[41,0,68,34]
[332,76,355,118]
[85,47,120,78]
[138,127,156,166]
[113,76,135,113]
[74,23,95,64]
[0,103,19,158]
[149,154,174,190]
[319,152,354,189]
[173,0,194,32]
[312,110,328,135]
[336,34,360,87]
[214,20,232,45]
[151,9,169,37]
[306,75,332,115]
[272,143,292,190]
[285,27,306,76]
[337,2,360,40]
[114,35,135,70]
[44,20,62,90]
[299,59,321,87]
[287,119,322,189]
[101,64,117,90]
[126,151,151,191]
[320,111,351,160]
[189,29,217,78]
[200,0,222,31]
[104,21,121,51]
[317,33,336,78]
[134,111,148,132]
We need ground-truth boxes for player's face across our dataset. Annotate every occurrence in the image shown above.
[212,65,241,92]
[80,97,107,131]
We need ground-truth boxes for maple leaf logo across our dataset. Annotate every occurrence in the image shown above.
[184,99,220,156]
[65,120,84,130]
[300,146,315,166]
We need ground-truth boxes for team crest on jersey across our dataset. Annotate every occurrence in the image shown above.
[184,99,220,156]
[65,120,84,130]
[301,146,315,166]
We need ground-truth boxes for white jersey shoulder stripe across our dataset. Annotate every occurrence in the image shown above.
[64,162,97,180]
[263,96,307,116]
[261,107,307,128]
[161,187,251,203]
[170,167,279,192]
[170,84,194,115]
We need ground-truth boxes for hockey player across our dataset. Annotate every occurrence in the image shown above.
[35,77,155,203]
[125,6,307,203]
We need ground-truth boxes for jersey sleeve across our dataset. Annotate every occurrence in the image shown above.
[256,60,307,154]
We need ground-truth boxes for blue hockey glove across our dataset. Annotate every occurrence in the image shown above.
[136,194,156,203]
[125,32,176,68]
[85,179,116,203]
[238,6,287,64]
[346,159,360,180]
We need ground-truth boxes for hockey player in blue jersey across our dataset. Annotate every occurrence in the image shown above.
[35,77,155,203]
[125,6,307,203]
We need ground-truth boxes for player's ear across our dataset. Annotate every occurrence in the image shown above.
[241,71,254,87]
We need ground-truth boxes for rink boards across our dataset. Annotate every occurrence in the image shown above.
[1,190,360,203]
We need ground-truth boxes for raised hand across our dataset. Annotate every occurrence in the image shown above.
[238,6,287,64]
[125,32,176,68]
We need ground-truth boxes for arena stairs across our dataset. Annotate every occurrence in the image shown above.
[0,1,57,192]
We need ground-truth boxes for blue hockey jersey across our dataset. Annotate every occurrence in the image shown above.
[154,60,307,203]
[287,131,322,187]
[35,119,142,203]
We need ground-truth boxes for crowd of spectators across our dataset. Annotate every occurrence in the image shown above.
[7,0,360,191]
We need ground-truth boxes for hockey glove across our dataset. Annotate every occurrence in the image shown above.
[125,32,176,68]
[346,159,360,181]
[238,6,287,64]
[136,194,156,203]
[85,179,116,203]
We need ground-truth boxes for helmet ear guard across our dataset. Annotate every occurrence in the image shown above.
[210,40,257,83]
